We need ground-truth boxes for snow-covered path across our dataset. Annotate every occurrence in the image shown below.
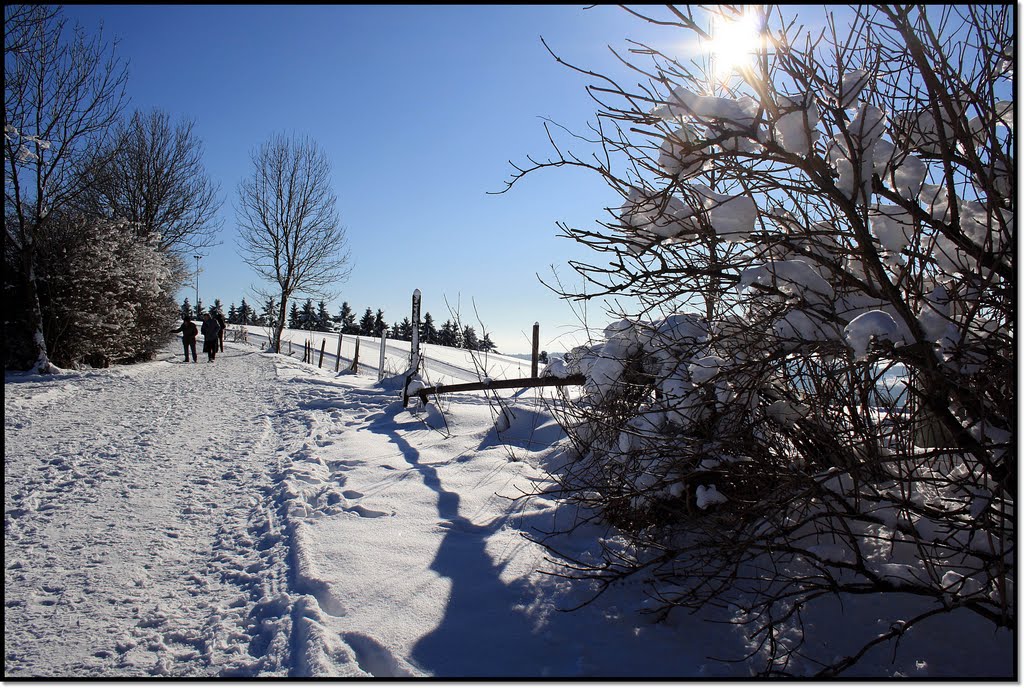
[5,347,296,677]
[5,341,741,679]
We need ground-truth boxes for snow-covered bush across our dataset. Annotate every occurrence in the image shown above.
[30,214,184,367]
[509,5,1013,676]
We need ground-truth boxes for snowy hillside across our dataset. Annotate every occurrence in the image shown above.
[244,325,538,386]
[4,335,1013,677]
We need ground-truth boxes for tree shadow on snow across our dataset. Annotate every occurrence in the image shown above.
[366,401,569,678]
[477,406,566,453]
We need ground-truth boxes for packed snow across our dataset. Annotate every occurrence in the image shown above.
[4,329,1013,677]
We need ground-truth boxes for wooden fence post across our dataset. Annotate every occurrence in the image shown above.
[531,322,540,378]
[318,339,326,368]
[378,330,388,381]
[403,290,423,407]
[349,337,360,373]
[411,289,421,365]
[335,335,343,372]
[288,340,293,355]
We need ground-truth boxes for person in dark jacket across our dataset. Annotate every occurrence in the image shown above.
[201,312,221,362]
[216,309,227,352]
[172,316,199,362]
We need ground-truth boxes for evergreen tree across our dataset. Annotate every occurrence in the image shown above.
[462,325,479,350]
[181,298,194,320]
[316,300,332,332]
[479,332,497,353]
[421,312,438,344]
[391,321,402,340]
[438,320,458,347]
[195,298,205,318]
[373,309,386,337]
[288,302,301,329]
[398,317,413,341]
[239,298,253,326]
[336,302,357,334]
[539,350,549,364]
[261,297,278,329]
[300,298,316,330]
[358,307,375,336]
[227,303,238,324]
[212,298,224,318]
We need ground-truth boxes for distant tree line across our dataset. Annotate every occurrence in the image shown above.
[215,296,498,353]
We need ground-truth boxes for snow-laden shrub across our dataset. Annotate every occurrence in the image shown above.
[32,214,184,368]
[511,4,1013,676]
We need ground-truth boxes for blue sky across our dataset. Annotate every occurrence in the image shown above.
[60,4,691,354]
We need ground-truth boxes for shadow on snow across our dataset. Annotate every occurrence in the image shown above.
[365,400,569,678]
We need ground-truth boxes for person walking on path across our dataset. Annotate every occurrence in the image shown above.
[201,313,221,362]
[216,309,227,353]
[172,316,200,363]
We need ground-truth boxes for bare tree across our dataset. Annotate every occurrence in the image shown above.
[504,4,1013,676]
[76,108,223,253]
[3,5,59,59]
[236,132,351,353]
[4,4,129,372]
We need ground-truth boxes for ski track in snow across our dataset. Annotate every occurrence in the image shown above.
[5,345,299,677]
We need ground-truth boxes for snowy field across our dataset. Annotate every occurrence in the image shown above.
[4,333,1013,678]
[244,325,539,386]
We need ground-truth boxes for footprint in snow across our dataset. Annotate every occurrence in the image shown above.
[332,459,363,468]
[341,631,417,678]
[344,505,388,519]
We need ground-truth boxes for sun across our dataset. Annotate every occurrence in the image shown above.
[707,10,762,81]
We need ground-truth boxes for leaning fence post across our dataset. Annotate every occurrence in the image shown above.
[335,334,343,372]
[531,322,540,378]
[318,338,326,368]
[349,337,360,373]
[378,330,388,381]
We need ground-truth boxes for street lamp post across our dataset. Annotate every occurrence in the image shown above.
[193,255,201,315]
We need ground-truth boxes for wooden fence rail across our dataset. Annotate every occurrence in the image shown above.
[398,289,578,406]
[410,373,585,406]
